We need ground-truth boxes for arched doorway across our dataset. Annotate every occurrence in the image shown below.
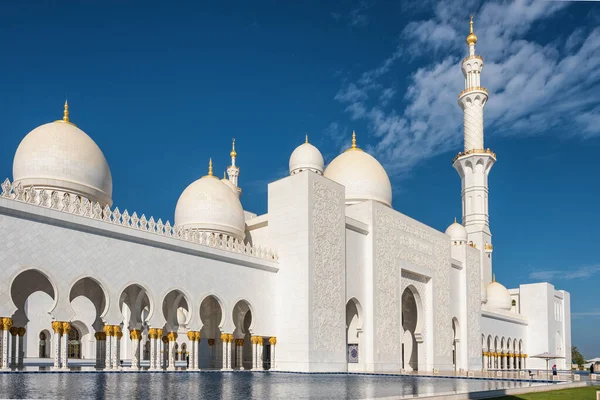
[452,318,460,371]
[70,277,107,360]
[401,287,422,371]
[199,295,224,369]
[38,330,51,358]
[10,269,56,359]
[68,326,82,359]
[346,298,363,371]
[232,300,253,370]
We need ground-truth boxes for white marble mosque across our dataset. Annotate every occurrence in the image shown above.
[0,18,570,373]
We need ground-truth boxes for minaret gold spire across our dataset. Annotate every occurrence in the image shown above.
[230,138,237,158]
[63,100,70,122]
[208,158,214,176]
[466,14,477,45]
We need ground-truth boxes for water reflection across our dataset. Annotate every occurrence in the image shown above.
[0,372,552,400]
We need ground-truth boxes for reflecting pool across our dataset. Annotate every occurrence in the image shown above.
[0,372,553,399]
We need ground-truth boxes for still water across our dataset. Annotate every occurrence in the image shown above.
[0,371,550,399]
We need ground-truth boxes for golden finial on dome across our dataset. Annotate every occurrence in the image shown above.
[208,158,214,176]
[305,134,309,144]
[63,100,70,122]
[345,130,363,152]
[492,273,496,282]
[454,217,457,224]
[230,138,237,158]
[223,171,226,179]
[466,14,478,46]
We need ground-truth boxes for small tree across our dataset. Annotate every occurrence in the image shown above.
[572,346,585,366]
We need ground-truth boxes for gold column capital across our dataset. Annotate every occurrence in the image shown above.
[147,328,156,339]
[156,328,163,337]
[195,331,201,341]
[95,332,107,340]
[235,338,244,346]
[0,317,13,331]
[220,333,229,342]
[103,325,114,336]
[61,322,71,335]
[17,327,26,336]
[208,338,215,346]
[161,336,168,344]
[257,336,264,345]
[51,321,62,333]
[187,331,195,341]
[269,336,277,345]
[130,329,142,340]
[167,331,178,342]
[9,326,18,336]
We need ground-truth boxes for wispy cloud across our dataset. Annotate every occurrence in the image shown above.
[528,264,600,281]
[331,1,374,28]
[334,0,600,176]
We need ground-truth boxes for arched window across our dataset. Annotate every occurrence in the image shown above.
[511,299,516,307]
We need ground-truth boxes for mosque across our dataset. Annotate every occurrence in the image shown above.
[0,18,570,373]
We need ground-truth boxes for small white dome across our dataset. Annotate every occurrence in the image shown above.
[175,169,246,240]
[486,279,511,311]
[324,133,392,207]
[289,137,324,175]
[445,220,468,243]
[13,105,112,206]
[176,307,187,326]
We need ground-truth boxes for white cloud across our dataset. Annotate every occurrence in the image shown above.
[528,264,600,281]
[334,0,600,176]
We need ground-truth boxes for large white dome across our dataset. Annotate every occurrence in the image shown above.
[175,166,246,240]
[324,133,392,207]
[289,137,324,175]
[13,103,113,206]
[486,279,511,311]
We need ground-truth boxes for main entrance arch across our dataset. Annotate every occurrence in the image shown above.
[401,286,423,371]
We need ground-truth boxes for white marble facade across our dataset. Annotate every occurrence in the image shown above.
[0,18,570,373]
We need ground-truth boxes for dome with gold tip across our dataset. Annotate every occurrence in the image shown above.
[13,101,113,206]
[324,131,392,207]
[174,159,246,240]
[289,135,324,176]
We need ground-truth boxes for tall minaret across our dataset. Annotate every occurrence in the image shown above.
[453,15,496,286]
[227,138,242,195]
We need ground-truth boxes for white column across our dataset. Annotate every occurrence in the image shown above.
[483,353,488,371]
[10,328,17,368]
[104,326,113,370]
[51,321,61,370]
[115,329,122,370]
[235,339,243,369]
[257,338,264,370]
[0,318,12,371]
[269,337,276,370]
[194,335,200,370]
[187,331,195,370]
[167,332,177,371]
[111,327,121,370]
[149,329,157,370]
[508,355,513,370]
[130,330,141,370]
[251,337,258,370]
[17,328,25,369]
[221,334,229,370]
[60,322,70,370]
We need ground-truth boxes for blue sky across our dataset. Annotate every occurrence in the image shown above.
[1,1,599,357]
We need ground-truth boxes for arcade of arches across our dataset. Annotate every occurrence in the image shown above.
[0,270,277,371]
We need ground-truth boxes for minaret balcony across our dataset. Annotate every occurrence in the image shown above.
[462,54,483,64]
[458,86,488,98]
[452,148,497,163]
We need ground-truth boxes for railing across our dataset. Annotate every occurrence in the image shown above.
[458,86,488,98]
[0,178,278,262]
[452,148,497,163]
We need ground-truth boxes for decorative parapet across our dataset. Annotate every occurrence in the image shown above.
[462,54,484,64]
[458,86,488,98]
[452,148,497,163]
[0,178,278,262]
